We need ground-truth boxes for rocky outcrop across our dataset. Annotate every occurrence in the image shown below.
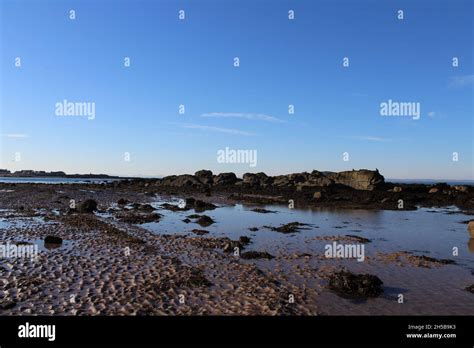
[242,172,273,187]
[151,169,384,191]
[194,170,213,185]
[165,175,202,188]
[296,170,334,190]
[325,169,384,191]
[213,172,238,186]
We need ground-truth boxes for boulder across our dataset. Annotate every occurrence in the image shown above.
[195,170,213,185]
[328,270,383,297]
[77,199,98,213]
[239,236,251,244]
[242,172,273,187]
[326,169,384,191]
[44,236,63,244]
[429,188,439,194]
[393,186,402,192]
[213,172,238,186]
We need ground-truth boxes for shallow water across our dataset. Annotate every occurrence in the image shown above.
[140,197,474,315]
[144,198,473,264]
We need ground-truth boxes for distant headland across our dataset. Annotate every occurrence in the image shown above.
[0,169,120,179]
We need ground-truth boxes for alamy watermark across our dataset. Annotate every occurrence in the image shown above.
[324,242,365,262]
[0,242,38,261]
[217,147,257,167]
[380,99,420,120]
[55,99,95,120]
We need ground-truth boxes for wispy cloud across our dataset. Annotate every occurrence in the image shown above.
[448,75,474,88]
[1,133,30,138]
[340,135,392,142]
[169,122,257,136]
[427,111,436,117]
[200,112,285,123]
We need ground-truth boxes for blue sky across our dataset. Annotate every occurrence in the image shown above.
[1,0,473,179]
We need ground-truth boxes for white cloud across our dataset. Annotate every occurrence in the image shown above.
[1,133,29,138]
[169,122,257,136]
[200,112,284,123]
[448,75,474,88]
[427,111,435,117]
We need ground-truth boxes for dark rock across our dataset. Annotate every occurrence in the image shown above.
[187,214,201,219]
[194,200,216,211]
[138,204,155,212]
[44,235,63,244]
[239,236,251,244]
[161,174,203,188]
[242,172,273,187]
[325,169,384,190]
[77,199,98,213]
[185,197,196,206]
[213,172,238,186]
[328,270,383,297]
[117,198,128,205]
[240,251,274,259]
[196,215,214,227]
[465,284,474,293]
[248,227,259,232]
[297,171,334,190]
[195,170,213,185]
[265,222,311,233]
[251,208,276,214]
[187,214,215,227]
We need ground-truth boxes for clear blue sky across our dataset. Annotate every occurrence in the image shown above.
[1,0,473,179]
